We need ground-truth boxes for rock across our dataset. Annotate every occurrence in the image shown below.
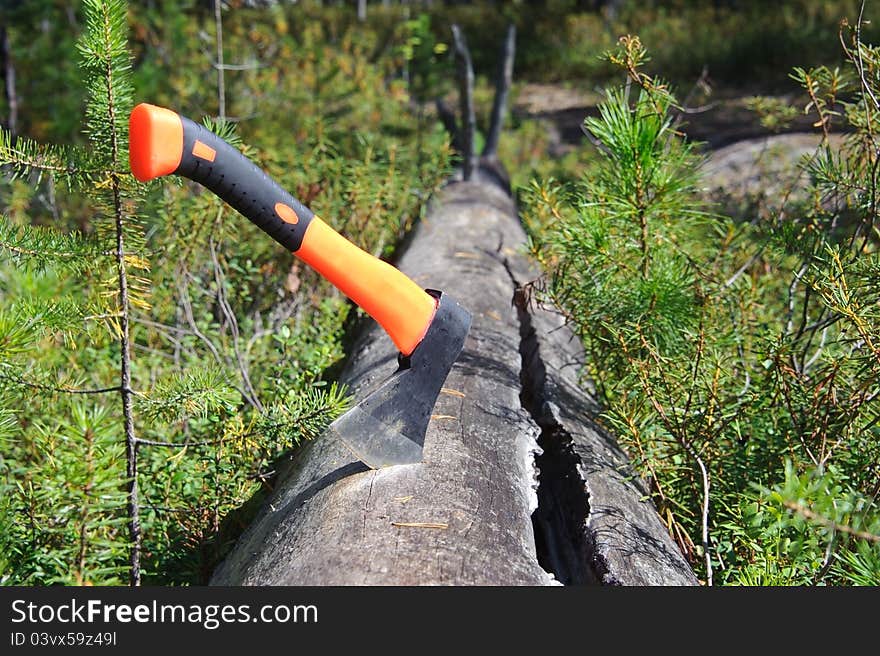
[700,132,845,201]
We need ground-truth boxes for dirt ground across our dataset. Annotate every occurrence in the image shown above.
[511,82,841,198]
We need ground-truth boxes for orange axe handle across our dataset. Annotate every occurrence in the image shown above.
[129,103,436,356]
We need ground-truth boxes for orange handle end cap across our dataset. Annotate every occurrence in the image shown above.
[129,103,184,182]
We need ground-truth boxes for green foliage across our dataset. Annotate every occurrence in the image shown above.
[743,96,801,132]
[254,382,350,448]
[392,0,873,88]
[1,1,449,585]
[0,1,84,140]
[398,13,451,105]
[0,131,99,189]
[0,221,103,273]
[524,32,880,585]
[2,403,128,585]
[140,367,240,424]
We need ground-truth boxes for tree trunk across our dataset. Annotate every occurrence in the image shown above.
[1,26,18,135]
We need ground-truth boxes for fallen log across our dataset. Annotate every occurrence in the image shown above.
[211,27,697,586]
[212,175,552,585]
[211,167,696,586]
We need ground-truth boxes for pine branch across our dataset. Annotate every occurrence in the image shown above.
[0,220,106,272]
[10,297,96,336]
[254,382,350,447]
[0,300,105,370]
[140,367,240,423]
[0,364,120,397]
[80,0,141,587]
[35,403,128,585]
[0,130,102,187]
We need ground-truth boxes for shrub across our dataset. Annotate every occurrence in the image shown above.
[523,33,880,585]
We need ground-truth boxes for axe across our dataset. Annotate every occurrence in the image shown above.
[129,103,471,469]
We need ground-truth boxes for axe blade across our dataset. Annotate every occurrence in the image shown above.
[331,292,471,469]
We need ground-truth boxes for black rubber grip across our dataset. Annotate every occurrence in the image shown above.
[175,117,315,252]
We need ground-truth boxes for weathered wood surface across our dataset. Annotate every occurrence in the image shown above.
[211,171,698,586]
[212,178,553,585]
[516,286,699,585]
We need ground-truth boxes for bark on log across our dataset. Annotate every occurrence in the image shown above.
[211,168,698,586]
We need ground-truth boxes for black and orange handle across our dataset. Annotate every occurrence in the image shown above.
[129,103,437,357]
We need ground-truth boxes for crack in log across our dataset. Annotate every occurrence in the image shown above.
[505,263,597,586]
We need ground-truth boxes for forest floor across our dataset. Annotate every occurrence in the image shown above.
[512,82,823,151]
[511,81,839,203]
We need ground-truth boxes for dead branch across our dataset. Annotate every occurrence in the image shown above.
[484,24,516,158]
[435,97,462,152]
[451,24,476,181]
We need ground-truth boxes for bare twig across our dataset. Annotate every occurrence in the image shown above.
[786,263,808,336]
[676,102,719,115]
[723,247,765,289]
[178,270,259,410]
[813,531,838,584]
[803,325,829,373]
[695,455,712,586]
[804,70,832,143]
[213,62,261,71]
[854,0,880,114]
[136,437,218,448]
[842,0,880,252]
[671,65,711,133]
[210,238,262,411]
[178,277,223,364]
[682,317,706,427]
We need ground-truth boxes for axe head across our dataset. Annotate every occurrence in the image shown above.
[330,291,471,469]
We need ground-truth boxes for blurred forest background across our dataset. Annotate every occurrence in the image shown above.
[1,0,878,586]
